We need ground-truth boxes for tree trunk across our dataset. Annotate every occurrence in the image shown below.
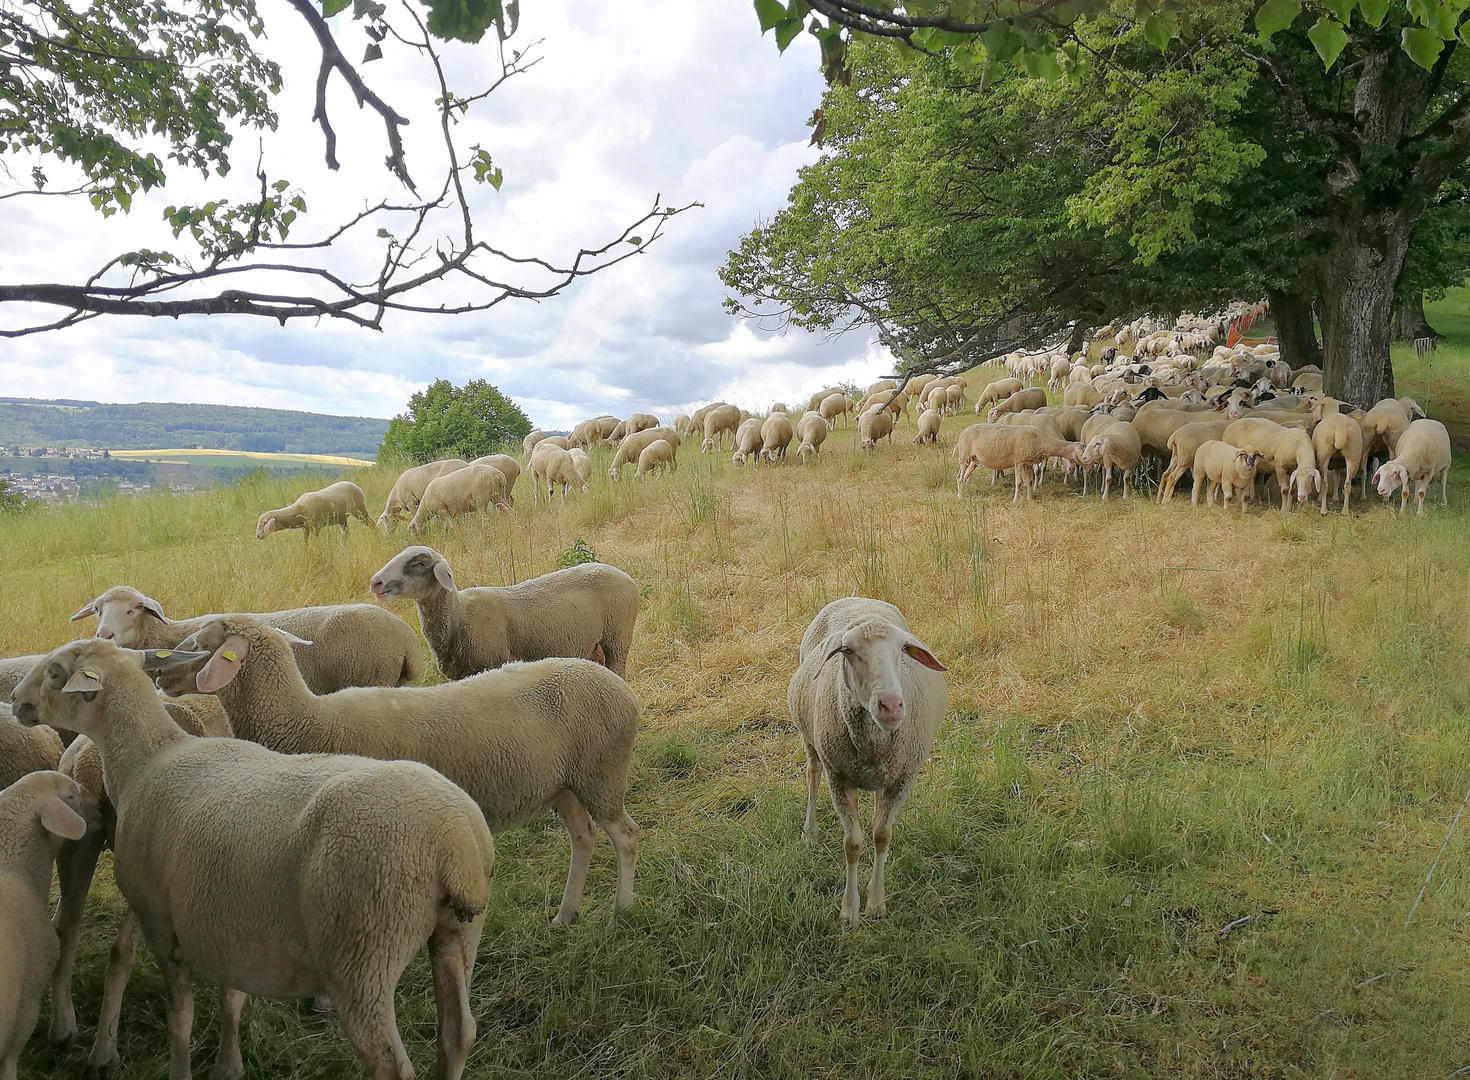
[1267,288,1320,370]
[1314,212,1409,408]
[1390,291,1436,340]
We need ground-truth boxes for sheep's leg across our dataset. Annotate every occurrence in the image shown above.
[592,808,641,921]
[49,830,106,1044]
[1417,481,1427,516]
[333,988,412,1080]
[1161,465,1180,503]
[87,910,141,1069]
[429,917,482,1080]
[827,777,864,925]
[155,948,196,1080]
[1443,467,1450,506]
[549,790,596,927]
[866,778,915,918]
[802,741,824,845]
[1101,466,1111,501]
[210,988,247,1080]
[1191,473,1204,507]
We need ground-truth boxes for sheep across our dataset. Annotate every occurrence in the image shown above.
[48,693,231,1062]
[1158,420,1231,503]
[377,458,469,528]
[1373,418,1452,515]
[1311,407,1365,515]
[12,640,495,1080]
[635,439,677,478]
[787,597,947,923]
[1223,417,1321,510]
[256,480,372,540]
[759,412,794,462]
[807,387,845,412]
[867,379,898,396]
[731,417,764,465]
[954,424,1084,500]
[529,443,589,500]
[944,384,966,414]
[370,546,638,680]
[673,413,692,435]
[818,391,854,427]
[539,435,572,450]
[1080,424,1143,500]
[607,420,628,444]
[1063,383,1103,409]
[1047,357,1072,392]
[987,387,1048,423]
[0,703,63,789]
[523,429,546,454]
[69,585,423,694]
[1191,441,1263,511]
[0,770,93,1080]
[795,411,829,463]
[1360,397,1421,477]
[915,408,941,445]
[609,427,682,481]
[701,404,742,452]
[857,404,896,451]
[408,465,511,535]
[1291,371,1324,391]
[470,453,521,502]
[624,413,658,436]
[925,384,949,416]
[569,447,593,486]
[904,374,937,403]
[0,656,42,701]
[162,617,640,928]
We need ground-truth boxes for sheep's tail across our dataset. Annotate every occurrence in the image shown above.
[439,825,494,924]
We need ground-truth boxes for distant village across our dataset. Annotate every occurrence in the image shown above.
[0,446,184,505]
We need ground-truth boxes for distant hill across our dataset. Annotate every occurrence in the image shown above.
[0,398,389,457]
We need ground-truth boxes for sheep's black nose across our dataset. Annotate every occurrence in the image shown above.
[13,701,38,726]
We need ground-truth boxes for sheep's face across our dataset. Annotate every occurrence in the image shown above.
[1375,463,1408,498]
[814,618,947,732]
[70,587,167,647]
[371,545,455,600]
[256,514,280,539]
[1290,467,1321,502]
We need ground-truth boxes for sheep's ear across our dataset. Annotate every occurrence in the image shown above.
[138,648,210,673]
[261,517,278,536]
[38,795,88,841]
[62,666,104,695]
[903,638,948,672]
[197,635,251,693]
[813,633,848,680]
[274,630,314,648]
[433,558,456,591]
[69,599,99,622]
[138,596,167,621]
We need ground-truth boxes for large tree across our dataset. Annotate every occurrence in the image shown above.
[0,0,690,335]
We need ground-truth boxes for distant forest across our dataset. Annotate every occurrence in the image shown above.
[0,398,388,455]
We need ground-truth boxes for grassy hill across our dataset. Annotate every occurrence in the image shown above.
[6,325,1468,1079]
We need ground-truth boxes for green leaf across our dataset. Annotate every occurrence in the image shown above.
[363,42,382,62]
[981,21,1023,62]
[320,0,351,16]
[1402,25,1447,68]
[1255,0,1301,37]
[753,0,787,33]
[1143,13,1173,51]
[1358,0,1390,26]
[774,16,803,52]
[1307,16,1349,67]
[1319,0,1354,21]
[627,236,642,245]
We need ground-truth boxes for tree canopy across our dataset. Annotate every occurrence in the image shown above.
[378,378,530,464]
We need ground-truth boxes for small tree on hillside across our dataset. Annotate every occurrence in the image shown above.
[379,379,531,464]
[0,477,33,514]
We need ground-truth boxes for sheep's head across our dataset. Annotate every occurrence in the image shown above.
[813,617,946,732]
[11,639,207,739]
[255,512,282,539]
[0,770,96,845]
[1290,467,1322,502]
[371,545,456,601]
[1374,462,1409,498]
[1402,397,1426,420]
[700,438,715,454]
[172,616,312,694]
[70,586,167,647]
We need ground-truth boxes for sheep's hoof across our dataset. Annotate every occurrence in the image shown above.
[85,1047,121,1072]
[311,995,334,1014]
[48,1021,79,1047]
[550,911,580,928]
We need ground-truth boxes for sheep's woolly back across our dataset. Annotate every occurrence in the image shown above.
[0,654,43,699]
[0,703,63,789]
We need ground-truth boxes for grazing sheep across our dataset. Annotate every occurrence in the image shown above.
[867,379,898,396]
[69,586,423,694]
[925,384,949,416]
[569,447,593,486]
[788,597,947,924]
[0,703,63,789]
[732,417,764,465]
[0,656,42,701]
[702,404,742,452]
[1158,420,1231,503]
[377,458,470,528]
[987,387,1047,423]
[1373,418,1452,514]
[915,408,941,445]
[12,640,495,1080]
[470,453,521,502]
[944,384,966,414]
[609,427,682,481]
[1047,356,1072,392]
[1311,407,1365,515]
[954,424,1084,500]
[256,481,372,540]
[607,420,629,444]
[539,435,572,451]
[796,411,829,463]
[523,429,546,455]
[530,443,589,501]
[1063,383,1103,409]
[370,546,639,680]
[759,412,795,462]
[1360,397,1421,477]
[408,465,511,535]
[904,374,937,404]
[818,391,854,428]
[807,387,845,412]
[1081,425,1143,500]
[857,404,896,451]
[635,439,677,478]
[0,770,93,1080]
[1224,417,1321,510]
[673,413,692,435]
[1191,441,1263,511]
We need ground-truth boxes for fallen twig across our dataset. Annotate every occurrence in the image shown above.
[1405,779,1470,929]
[1219,908,1278,939]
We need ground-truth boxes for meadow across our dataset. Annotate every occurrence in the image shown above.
[5,326,1470,1079]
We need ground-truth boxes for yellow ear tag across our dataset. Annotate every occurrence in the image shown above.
[82,669,100,681]
[155,650,173,658]
[222,650,238,662]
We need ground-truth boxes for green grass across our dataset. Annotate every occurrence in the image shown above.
[7,314,1470,1079]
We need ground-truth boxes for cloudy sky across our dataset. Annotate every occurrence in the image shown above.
[0,0,895,429]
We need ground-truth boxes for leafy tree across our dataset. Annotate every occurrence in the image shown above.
[0,0,691,335]
[0,477,33,514]
[379,379,530,464]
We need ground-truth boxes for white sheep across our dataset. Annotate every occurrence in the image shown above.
[256,480,371,540]
[1311,407,1364,515]
[408,464,511,534]
[1080,425,1143,500]
[522,429,546,455]
[163,619,638,927]
[975,378,1024,414]
[635,438,677,478]
[954,424,1084,500]
[988,387,1048,423]
[470,453,521,502]
[701,404,742,452]
[377,458,469,529]
[796,411,829,464]
[857,404,896,451]
[787,597,947,923]
[569,447,593,486]
[370,546,639,680]
[818,391,854,428]
[1191,441,1263,511]
[0,703,63,789]
[915,408,942,445]
[12,640,495,1080]
[732,417,764,465]
[1223,417,1321,511]
[609,427,682,481]
[1373,418,1452,514]
[529,443,589,501]
[69,585,424,694]
[0,656,42,701]
[0,770,93,1080]
[759,412,794,462]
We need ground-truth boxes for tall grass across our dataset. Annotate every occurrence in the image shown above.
[7,383,1470,1079]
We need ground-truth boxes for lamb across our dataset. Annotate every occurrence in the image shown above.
[12,640,495,1080]
[635,438,677,478]
[1224,417,1321,510]
[69,585,424,694]
[162,617,640,928]
[915,408,942,445]
[818,391,854,427]
[256,480,372,540]
[370,546,639,680]
[701,404,742,452]
[759,412,795,462]
[470,453,521,502]
[987,387,1048,423]
[1191,441,1263,512]
[0,770,93,1080]
[408,465,511,534]
[522,429,546,454]
[787,597,947,923]
[530,443,589,501]
[1311,407,1364,515]
[1158,419,1231,503]
[609,426,682,481]
[954,424,1084,500]
[0,703,63,789]
[1080,424,1143,500]
[377,458,469,529]
[1373,418,1452,515]
[857,404,896,450]
[974,378,1023,414]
